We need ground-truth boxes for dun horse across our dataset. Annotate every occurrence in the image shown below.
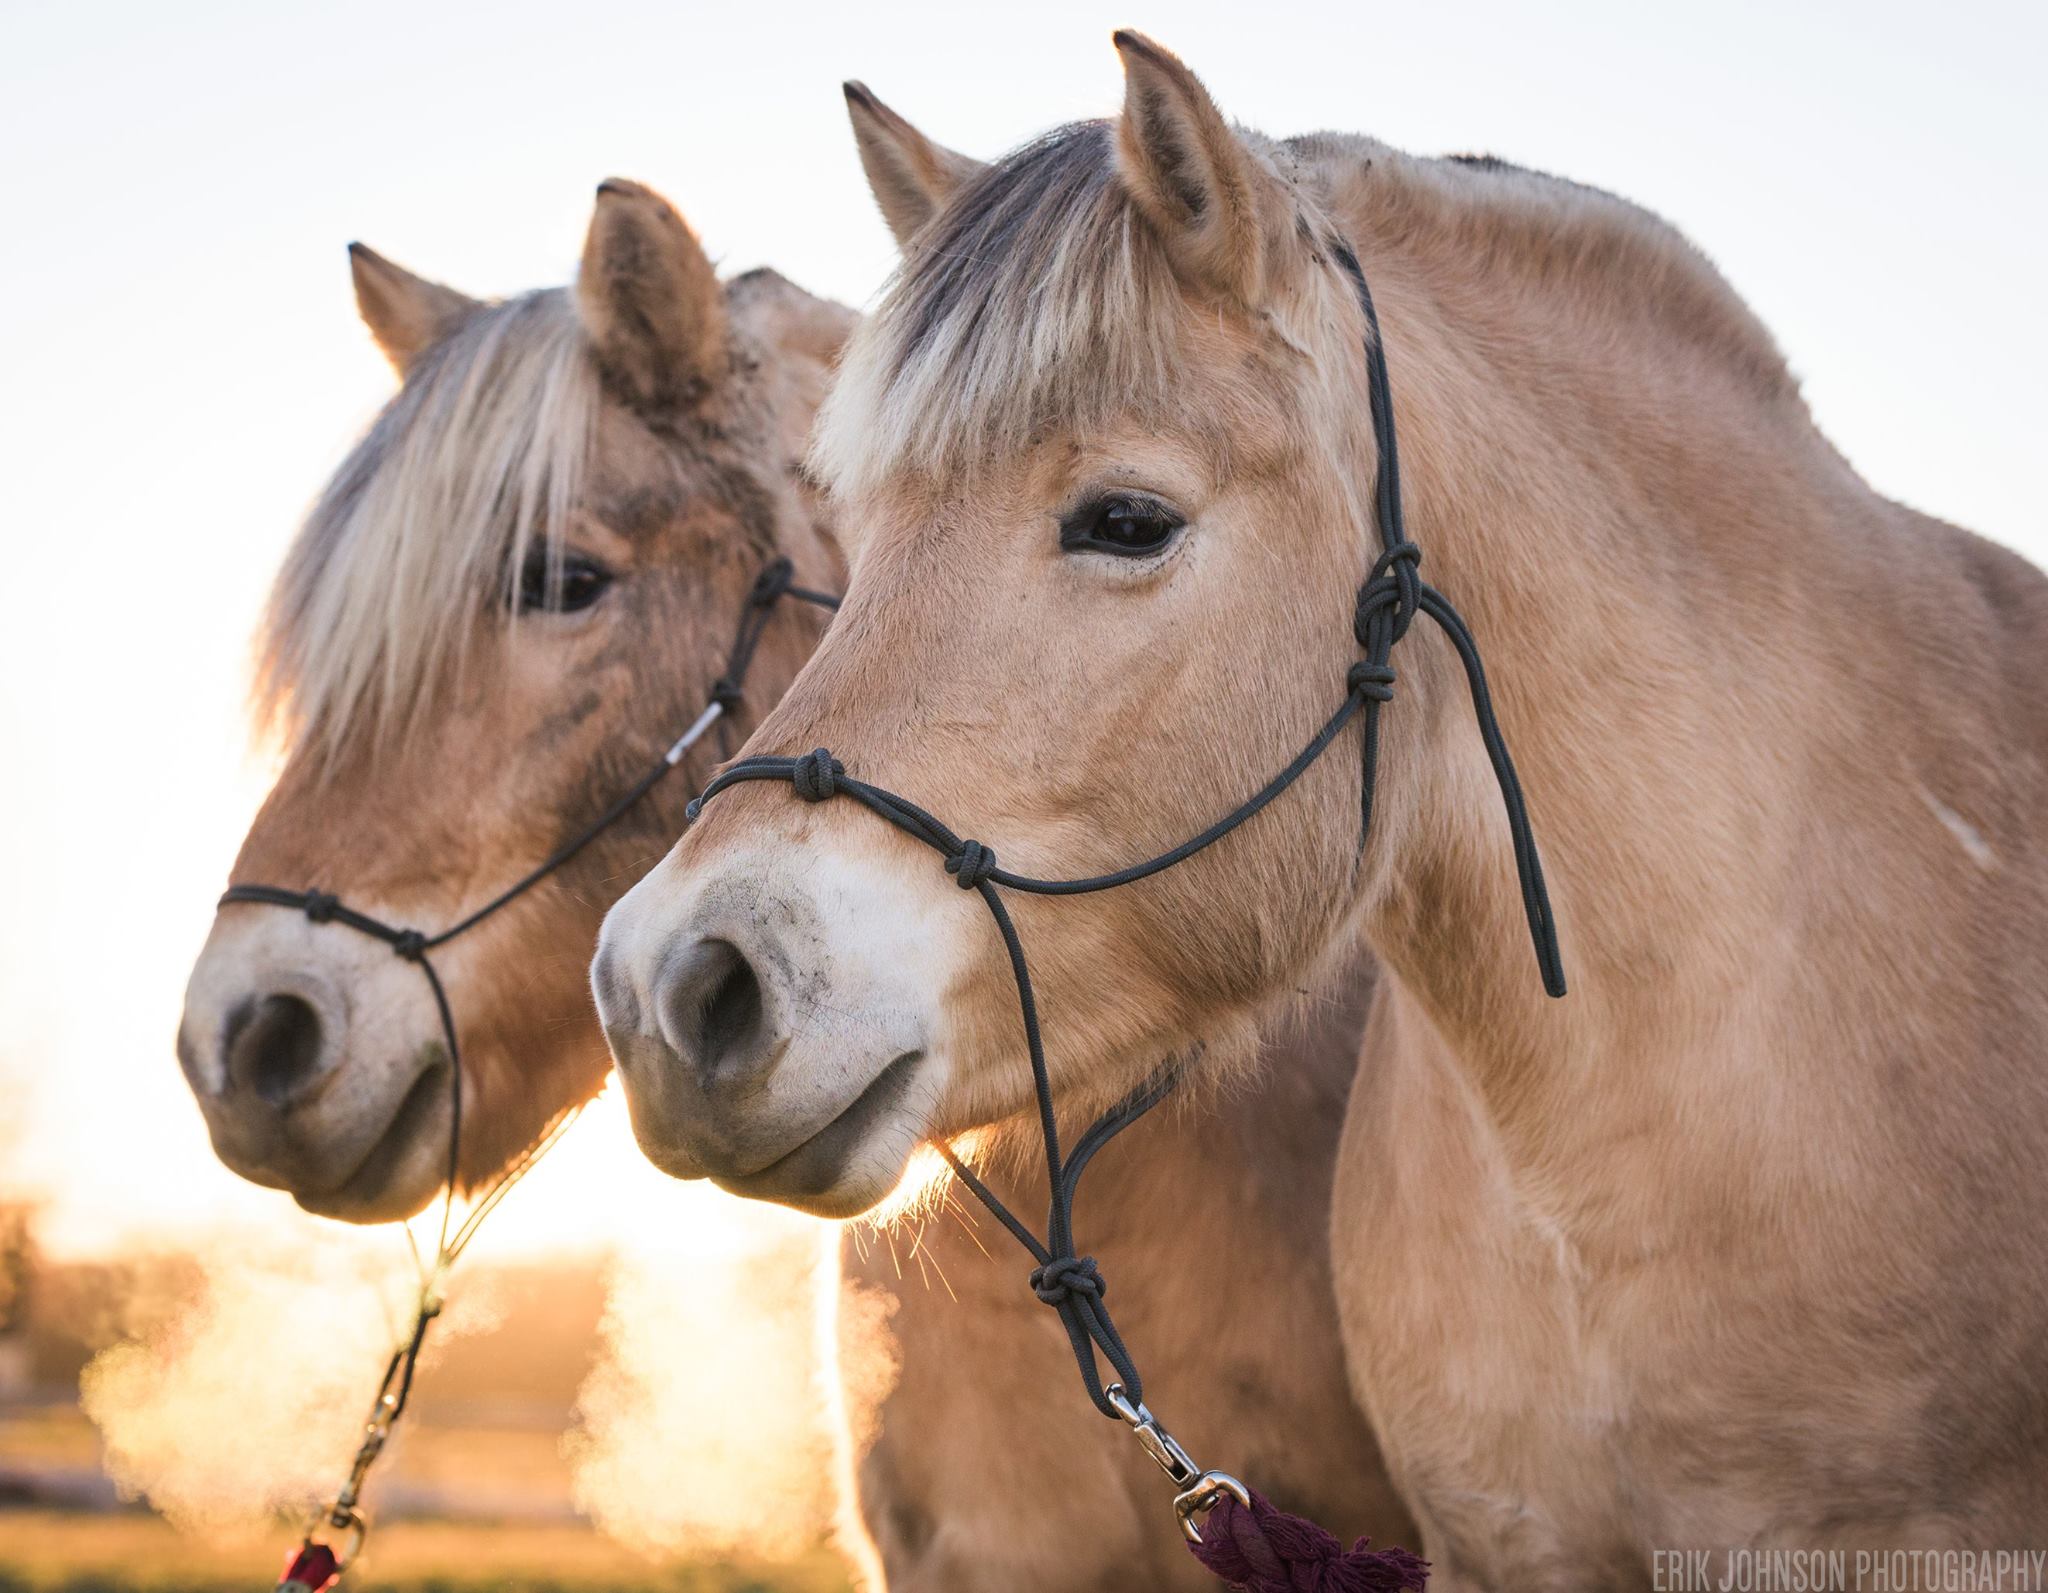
[597,33,2048,1588]
[175,178,1405,1587]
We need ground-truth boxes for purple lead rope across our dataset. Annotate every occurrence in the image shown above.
[1187,1488,1430,1591]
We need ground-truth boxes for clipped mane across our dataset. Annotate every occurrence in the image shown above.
[256,288,598,758]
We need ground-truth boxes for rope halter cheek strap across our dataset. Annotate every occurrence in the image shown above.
[684,239,1565,1588]
[215,557,837,1593]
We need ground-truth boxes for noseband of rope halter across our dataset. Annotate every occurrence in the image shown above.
[214,556,836,1590]
[684,239,1565,1581]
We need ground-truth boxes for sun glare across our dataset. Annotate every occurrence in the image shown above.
[855,1140,969,1234]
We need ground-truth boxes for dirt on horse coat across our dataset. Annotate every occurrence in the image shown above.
[596,32,2048,1590]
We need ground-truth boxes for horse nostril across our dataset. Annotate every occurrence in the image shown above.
[222,993,327,1109]
[659,938,771,1085]
[700,943,764,1065]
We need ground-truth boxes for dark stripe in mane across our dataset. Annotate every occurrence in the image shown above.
[897,122,1121,373]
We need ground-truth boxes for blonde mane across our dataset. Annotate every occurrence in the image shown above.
[811,120,1795,502]
[256,287,598,757]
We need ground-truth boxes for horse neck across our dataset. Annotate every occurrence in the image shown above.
[1325,160,2039,1121]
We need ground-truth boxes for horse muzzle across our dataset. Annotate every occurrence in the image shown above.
[592,840,950,1217]
[178,905,452,1222]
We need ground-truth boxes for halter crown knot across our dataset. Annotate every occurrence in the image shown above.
[792,749,844,803]
[709,676,745,714]
[1348,661,1397,703]
[301,890,339,924]
[390,929,428,963]
[1029,1254,1105,1306]
[947,840,998,890]
[1354,539,1423,647]
[748,556,795,607]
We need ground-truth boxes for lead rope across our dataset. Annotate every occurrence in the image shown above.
[684,239,1564,1589]
[219,557,838,1593]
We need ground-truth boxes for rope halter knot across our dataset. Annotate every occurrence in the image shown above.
[1353,538,1423,648]
[389,929,428,963]
[747,555,796,608]
[1030,1253,1106,1306]
[708,676,745,715]
[301,890,339,925]
[1347,661,1397,703]
[946,839,998,890]
[791,748,845,803]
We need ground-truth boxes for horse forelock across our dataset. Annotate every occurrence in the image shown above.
[811,121,1214,501]
[255,287,600,761]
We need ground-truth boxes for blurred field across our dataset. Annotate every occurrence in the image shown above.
[0,1512,850,1593]
[0,1238,852,1593]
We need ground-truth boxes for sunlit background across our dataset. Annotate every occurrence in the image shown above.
[1,0,2043,1583]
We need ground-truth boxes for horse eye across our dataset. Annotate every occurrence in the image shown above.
[1059,494,1185,558]
[516,550,614,615]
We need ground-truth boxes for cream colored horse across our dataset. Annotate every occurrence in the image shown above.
[176,177,1404,1587]
[598,33,2048,1588]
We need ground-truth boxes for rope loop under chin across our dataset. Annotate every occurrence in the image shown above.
[1030,1254,1106,1305]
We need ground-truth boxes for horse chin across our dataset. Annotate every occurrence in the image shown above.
[291,1059,454,1225]
[619,1044,932,1218]
[708,1050,932,1217]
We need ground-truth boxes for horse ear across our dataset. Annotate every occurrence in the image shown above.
[725,269,855,461]
[843,81,986,248]
[348,244,479,375]
[577,179,727,412]
[1111,31,1271,304]
[727,268,856,371]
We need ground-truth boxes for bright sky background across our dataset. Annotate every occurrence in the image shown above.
[1,0,2042,1258]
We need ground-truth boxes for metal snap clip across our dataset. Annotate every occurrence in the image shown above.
[1172,1469,1252,1544]
[1105,1382,1202,1489]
